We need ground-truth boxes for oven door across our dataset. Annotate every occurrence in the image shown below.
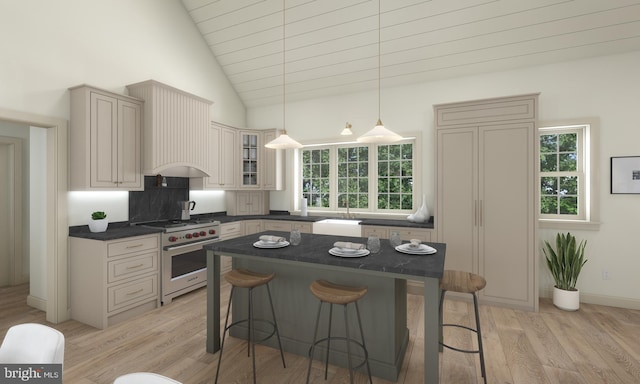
[162,238,218,304]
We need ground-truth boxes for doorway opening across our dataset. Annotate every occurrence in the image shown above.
[0,108,68,324]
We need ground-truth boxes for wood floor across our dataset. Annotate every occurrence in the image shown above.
[2,282,640,383]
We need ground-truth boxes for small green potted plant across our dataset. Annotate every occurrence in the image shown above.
[542,232,587,311]
[89,211,108,233]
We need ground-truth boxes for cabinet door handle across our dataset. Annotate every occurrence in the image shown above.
[126,288,144,296]
[479,200,483,227]
[126,264,144,270]
[474,200,478,226]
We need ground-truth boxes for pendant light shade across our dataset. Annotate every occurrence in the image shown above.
[357,0,402,144]
[357,119,402,143]
[265,0,302,150]
[265,130,303,149]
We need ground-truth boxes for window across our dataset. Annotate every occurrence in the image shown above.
[539,123,595,224]
[300,139,416,214]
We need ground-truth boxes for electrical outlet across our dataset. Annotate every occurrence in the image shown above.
[602,269,611,280]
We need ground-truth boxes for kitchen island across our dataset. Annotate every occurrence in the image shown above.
[205,232,445,383]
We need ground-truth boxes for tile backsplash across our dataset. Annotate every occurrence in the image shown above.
[129,176,189,223]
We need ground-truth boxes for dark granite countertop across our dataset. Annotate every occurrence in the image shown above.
[68,212,433,241]
[210,212,434,229]
[206,231,445,279]
[68,222,163,240]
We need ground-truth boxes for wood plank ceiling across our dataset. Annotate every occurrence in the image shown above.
[181,0,640,107]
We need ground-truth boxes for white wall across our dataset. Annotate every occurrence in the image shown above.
[248,51,640,307]
[0,0,246,227]
[0,0,246,299]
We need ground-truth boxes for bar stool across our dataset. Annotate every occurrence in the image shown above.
[215,268,286,384]
[306,280,372,384]
[439,270,487,384]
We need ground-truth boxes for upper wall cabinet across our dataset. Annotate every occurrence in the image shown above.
[69,85,144,190]
[126,80,213,177]
[239,129,284,190]
[435,93,539,312]
[191,121,238,190]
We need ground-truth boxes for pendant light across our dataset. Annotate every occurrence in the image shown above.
[265,0,303,149]
[357,0,402,144]
[341,122,353,136]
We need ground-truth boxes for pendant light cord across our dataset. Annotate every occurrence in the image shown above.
[378,0,381,121]
[282,0,287,135]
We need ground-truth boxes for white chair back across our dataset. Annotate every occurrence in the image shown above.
[0,323,65,365]
[114,372,182,383]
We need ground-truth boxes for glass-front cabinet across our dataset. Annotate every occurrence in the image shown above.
[241,132,260,188]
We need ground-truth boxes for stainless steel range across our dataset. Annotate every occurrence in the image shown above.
[141,218,220,304]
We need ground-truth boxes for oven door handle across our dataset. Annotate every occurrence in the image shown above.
[163,238,219,252]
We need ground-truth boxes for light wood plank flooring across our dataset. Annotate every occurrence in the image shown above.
[1,282,640,383]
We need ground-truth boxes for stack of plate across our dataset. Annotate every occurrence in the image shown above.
[395,243,437,255]
[253,240,290,248]
[328,247,370,258]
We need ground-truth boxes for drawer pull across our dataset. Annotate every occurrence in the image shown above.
[126,288,144,296]
[126,264,144,270]
[126,244,144,249]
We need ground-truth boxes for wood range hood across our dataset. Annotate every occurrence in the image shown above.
[127,80,213,178]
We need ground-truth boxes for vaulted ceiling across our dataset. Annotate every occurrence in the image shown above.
[181,0,640,108]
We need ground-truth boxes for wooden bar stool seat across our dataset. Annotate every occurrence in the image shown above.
[306,280,372,384]
[215,269,285,384]
[439,270,487,384]
[225,268,275,288]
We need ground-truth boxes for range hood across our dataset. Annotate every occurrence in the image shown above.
[127,80,213,179]
[152,164,209,178]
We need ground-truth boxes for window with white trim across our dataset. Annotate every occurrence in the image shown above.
[300,139,416,213]
[539,124,589,221]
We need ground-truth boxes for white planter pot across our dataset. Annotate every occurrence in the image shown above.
[553,286,580,311]
[88,218,108,233]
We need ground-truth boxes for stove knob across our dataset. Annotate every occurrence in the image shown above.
[168,236,178,242]
[192,232,200,238]
[185,233,192,239]
[199,231,207,237]
[209,229,216,235]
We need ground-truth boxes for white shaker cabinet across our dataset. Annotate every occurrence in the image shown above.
[69,85,143,190]
[238,129,284,190]
[435,94,539,311]
[226,191,269,215]
[69,234,160,329]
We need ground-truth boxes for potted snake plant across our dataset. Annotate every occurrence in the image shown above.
[542,232,587,311]
[89,211,108,233]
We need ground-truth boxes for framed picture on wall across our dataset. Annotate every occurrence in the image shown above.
[611,156,640,194]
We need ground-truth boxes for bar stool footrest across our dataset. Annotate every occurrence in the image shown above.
[226,318,278,344]
[308,336,370,371]
[440,323,481,354]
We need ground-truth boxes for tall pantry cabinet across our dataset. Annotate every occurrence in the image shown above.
[435,94,539,311]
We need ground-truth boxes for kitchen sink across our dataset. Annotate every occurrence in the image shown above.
[312,219,362,237]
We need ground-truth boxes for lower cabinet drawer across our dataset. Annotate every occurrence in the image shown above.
[264,221,292,232]
[394,229,432,242]
[362,226,388,239]
[108,252,158,284]
[292,222,313,233]
[108,275,158,313]
[107,236,159,257]
[220,222,243,239]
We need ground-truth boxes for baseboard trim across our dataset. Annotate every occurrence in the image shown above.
[413,283,640,311]
[540,288,640,310]
[27,295,46,311]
